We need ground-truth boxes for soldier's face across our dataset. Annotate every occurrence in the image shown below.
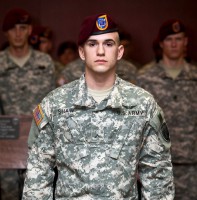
[79,32,124,75]
[5,24,32,48]
[59,48,78,65]
[160,32,188,60]
[39,37,53,53]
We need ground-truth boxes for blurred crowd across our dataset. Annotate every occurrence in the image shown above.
[0,7,196,200]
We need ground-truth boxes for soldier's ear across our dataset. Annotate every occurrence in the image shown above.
[117,44,124,60]
[159,41,163,49]
[28,25,32,36]
[184,36,188,47]
[78,46,85,60]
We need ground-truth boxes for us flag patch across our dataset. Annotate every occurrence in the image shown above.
[33,104,44,126]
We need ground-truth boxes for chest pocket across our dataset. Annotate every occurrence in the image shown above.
[56,109,143,197]
[108,119,131,159]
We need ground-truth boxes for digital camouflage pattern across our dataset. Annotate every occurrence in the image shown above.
[116,59,137,83]
[137,61,197,199]
[0,48,55,200]
[0,48,55,115]
[23,75,174,199]
[59,58,137,84]
[58,58,85,84]
[138,60,156,75]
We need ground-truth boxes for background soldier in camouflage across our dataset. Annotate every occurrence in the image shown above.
[0,8,55,200]
[29,25,54,55]
[23,13,174,199]
[137,19,197,200]
[55,40,79,80]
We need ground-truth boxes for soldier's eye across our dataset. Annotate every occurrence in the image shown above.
[87,41,96,47]
[104,41,114,47]
[106,43,112,46]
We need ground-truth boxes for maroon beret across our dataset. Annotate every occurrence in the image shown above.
[158,19,186,41]
[78,13,118,45]
[2,8,32,32]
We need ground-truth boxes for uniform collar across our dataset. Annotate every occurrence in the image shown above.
[73,74,124,109]
[73,74,95,107]
[3,47,32,70]
[157,60,192,80]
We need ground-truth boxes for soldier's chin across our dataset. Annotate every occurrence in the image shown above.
[169,55,183,60]
[94,66,112,74]
[12,43,25,48]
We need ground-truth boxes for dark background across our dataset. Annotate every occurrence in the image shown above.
[0,0,197,65]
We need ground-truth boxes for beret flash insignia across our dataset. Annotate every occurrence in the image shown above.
[172,21,181,33]
[96,15,108,31]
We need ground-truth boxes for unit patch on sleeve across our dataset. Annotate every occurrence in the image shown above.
[33,104,44,126]
[158,122,171,149]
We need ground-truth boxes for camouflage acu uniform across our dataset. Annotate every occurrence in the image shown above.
[23,75,174,199]
[0,48,55,200]
[116,59,137,83]
[137,61,197,200]
[0,48,55,114]
[60,58,137,84]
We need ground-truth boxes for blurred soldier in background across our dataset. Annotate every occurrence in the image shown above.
[137,19,197,200]
[56,41,78,69]
[55,41,78,85]
[0,8,55,200]
[30,25,53,55]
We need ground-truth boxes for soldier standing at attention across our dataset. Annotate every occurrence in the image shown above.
[0,8,55,200]
[23,13,174,199]
[137,19,197,200]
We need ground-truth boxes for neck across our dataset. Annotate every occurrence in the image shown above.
[162,55,185,68]
[8,44,30,58]
[85,70,116,90]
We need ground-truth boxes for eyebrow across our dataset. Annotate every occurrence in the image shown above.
[86,39,116,43]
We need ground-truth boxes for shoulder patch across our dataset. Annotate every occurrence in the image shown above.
[158,122,171,149]
[149,109,171,149]
[33,104,44,126]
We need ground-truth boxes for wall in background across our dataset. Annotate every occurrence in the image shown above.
[0,0,197,65]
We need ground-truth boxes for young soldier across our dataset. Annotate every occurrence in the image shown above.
[23,14,174,199]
